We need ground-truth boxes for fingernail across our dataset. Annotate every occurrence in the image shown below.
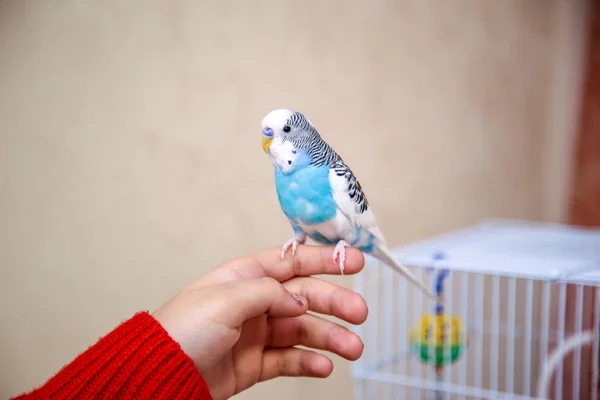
[291,292,307,307]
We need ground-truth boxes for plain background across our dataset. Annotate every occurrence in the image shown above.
[0,1,588,399]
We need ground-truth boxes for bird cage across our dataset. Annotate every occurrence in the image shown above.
[352,219,600,400]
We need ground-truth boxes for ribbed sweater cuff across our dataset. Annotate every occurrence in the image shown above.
[13,311,213,399]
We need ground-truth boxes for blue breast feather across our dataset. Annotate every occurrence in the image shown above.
[274,164,337,225]
[273,150,376,253]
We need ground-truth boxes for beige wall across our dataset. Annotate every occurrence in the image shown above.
[0,1,585,399]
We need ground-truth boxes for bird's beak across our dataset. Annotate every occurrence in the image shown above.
[261,136,272,153]
[261,127,274,153]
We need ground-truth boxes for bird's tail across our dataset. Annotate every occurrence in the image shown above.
[372,243,438,300]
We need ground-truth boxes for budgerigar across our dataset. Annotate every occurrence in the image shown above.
[261,108,436,300]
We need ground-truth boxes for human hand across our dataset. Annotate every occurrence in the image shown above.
[152,245,368,400]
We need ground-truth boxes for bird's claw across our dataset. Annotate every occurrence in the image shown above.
[281,238,300,260]
[332,240,351,275]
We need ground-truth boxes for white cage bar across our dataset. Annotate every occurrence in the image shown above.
[352,219,600,400]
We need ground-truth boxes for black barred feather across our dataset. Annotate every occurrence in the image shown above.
[332,161,369,213]
[282,111,369,214]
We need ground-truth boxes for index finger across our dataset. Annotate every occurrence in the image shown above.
[205,245,365,285]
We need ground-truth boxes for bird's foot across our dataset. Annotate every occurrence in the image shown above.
[332,240,351,275]
[281,238,301,260]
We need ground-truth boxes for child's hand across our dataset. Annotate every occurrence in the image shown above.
[152,245,368,400]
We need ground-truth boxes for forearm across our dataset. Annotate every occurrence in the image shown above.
[12,312,213,400]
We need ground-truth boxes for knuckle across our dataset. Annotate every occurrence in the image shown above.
[292,256,303,277]
[276,353,289,373]
[297,323,309,343]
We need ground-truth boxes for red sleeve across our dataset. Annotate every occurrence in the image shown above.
[12,311,213,400]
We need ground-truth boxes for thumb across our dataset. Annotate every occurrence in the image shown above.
[219,277,309,327]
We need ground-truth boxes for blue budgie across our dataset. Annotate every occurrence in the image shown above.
[261,108,436,300]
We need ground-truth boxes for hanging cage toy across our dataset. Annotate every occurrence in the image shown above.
[408,252,468,369]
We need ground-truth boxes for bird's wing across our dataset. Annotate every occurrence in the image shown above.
[328,160,386,243]
[329,161,436,299]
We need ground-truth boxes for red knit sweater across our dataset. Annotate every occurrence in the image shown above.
[12,312,214,399]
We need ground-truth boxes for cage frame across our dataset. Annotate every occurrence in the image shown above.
[351,218,600,400]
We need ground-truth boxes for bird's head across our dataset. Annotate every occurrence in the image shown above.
[260,108,319,173]
[260,108,314,153]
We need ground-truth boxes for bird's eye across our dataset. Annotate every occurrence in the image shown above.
[283,125,291,133]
